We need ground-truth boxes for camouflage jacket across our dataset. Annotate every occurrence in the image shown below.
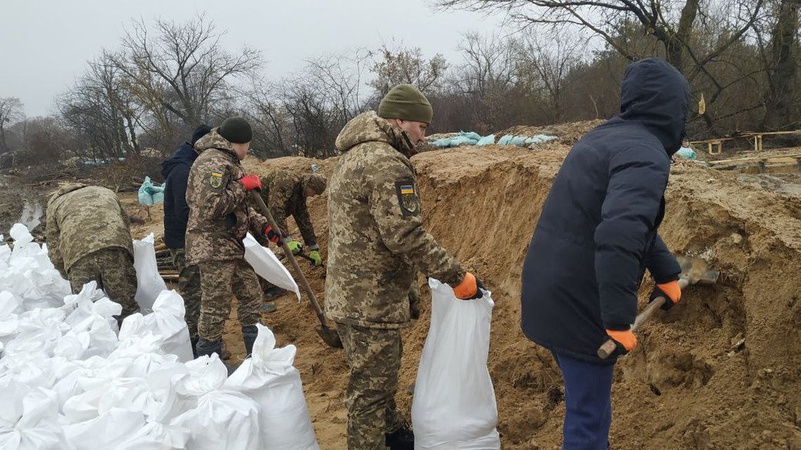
[45,184,134,278]
[259,170,317,247]
[185,130,270,265]
[325,111,464,328]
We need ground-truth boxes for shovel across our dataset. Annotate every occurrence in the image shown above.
[249,191,343,349]
[597,255,720,359]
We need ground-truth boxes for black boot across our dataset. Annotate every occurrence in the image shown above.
[190,335,199,359]
[242,325,258,357]
[385,423,414,450]
[196,338,236,375]
[195,338,223,358]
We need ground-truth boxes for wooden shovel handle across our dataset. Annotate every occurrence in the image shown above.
[249,191,330,328]
[597,277,690,359]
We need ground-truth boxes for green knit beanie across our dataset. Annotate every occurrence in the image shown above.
[378,84,433,124]
[218,116,253,144]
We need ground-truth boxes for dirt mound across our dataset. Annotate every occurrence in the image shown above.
[4,127,801,448]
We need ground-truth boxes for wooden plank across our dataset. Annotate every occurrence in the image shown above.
[706,152,801,166]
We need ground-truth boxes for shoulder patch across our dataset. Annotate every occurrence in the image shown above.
[394,179,419,217]
[209,169,224,189]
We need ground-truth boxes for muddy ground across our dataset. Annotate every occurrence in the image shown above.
[3,122,801,449]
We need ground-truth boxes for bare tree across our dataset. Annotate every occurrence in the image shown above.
[0,98,24,154]
[518,29,588,123]
[112,15,262,129]
[760,0,801,130]
[245,80,292,158]
[60,53,141,161]
[16,117,80,166]
[369,43,449,97]
[277,52,370,158]
[438,0,767,133]
[457,32,517,97]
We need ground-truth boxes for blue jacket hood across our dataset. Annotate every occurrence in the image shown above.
[619,58,690,155]
[161,143,198,179]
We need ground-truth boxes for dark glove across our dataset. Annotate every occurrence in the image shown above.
[453,272,484,300]
[605,329,637,355]
[409,289,421,320]
[286,240,303,255]
[238,174,262,191]
[264,225,280,244]
[649,279,682,310]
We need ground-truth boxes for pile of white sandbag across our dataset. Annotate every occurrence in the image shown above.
[0,224,318,450]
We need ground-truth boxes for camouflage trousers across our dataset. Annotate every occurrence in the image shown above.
[197,258,263,342]
[68,248,138,318]
[337,322,406,450]
[170,248,201,339]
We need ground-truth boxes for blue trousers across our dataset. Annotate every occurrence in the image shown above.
[552,351,614,450]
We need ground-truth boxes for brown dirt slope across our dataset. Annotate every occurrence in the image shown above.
[228,144,801,449]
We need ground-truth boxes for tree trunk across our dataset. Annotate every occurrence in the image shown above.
[762,0,801,130]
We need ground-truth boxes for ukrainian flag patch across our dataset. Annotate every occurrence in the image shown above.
[394,179,419,217]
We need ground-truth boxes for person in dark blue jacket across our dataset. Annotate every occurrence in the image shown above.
[162,124,211,355]
[521,58,689,449]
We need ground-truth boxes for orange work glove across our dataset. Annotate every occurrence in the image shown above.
[605,329,637,355]
[452,272,484,300]
[649,279,682,310]
[238,174,262,191]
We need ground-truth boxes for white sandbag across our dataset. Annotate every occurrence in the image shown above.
[225,324,319,449]
[62,281,121,333]
[243,233,300,300]
[0,292,20,349]
[412,278,500,450]
[170,355,262,450]
[63,408,147,450]
[0,225,70,312]
[51,356,108,410]
[0,384,71,450]
[118,290,193,362]
[133,234,168,314]
[0,291,23,319]
[54,315,119,361]
[4,308,68,362]
[116,420,190,450]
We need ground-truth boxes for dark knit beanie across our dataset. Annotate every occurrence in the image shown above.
[378,84,433,124]
[191,124,212,145]
[218,117,253,144]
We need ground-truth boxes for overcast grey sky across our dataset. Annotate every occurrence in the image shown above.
[1,0,506,118]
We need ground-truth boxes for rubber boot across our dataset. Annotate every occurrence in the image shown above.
[195,338,223,358]
[190,335,199,359]
[242,325,258,357]
[196,338,235,376]
[385,423,414,450]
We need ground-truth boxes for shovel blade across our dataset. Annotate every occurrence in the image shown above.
[317,326,343,349]
[675,255,720,285]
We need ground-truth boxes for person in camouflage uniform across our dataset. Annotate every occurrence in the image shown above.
[185,117,281,359]
[46,183,138,321]
[162,124,211,354]
[259,169,327,266]
[326,84,484,450]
